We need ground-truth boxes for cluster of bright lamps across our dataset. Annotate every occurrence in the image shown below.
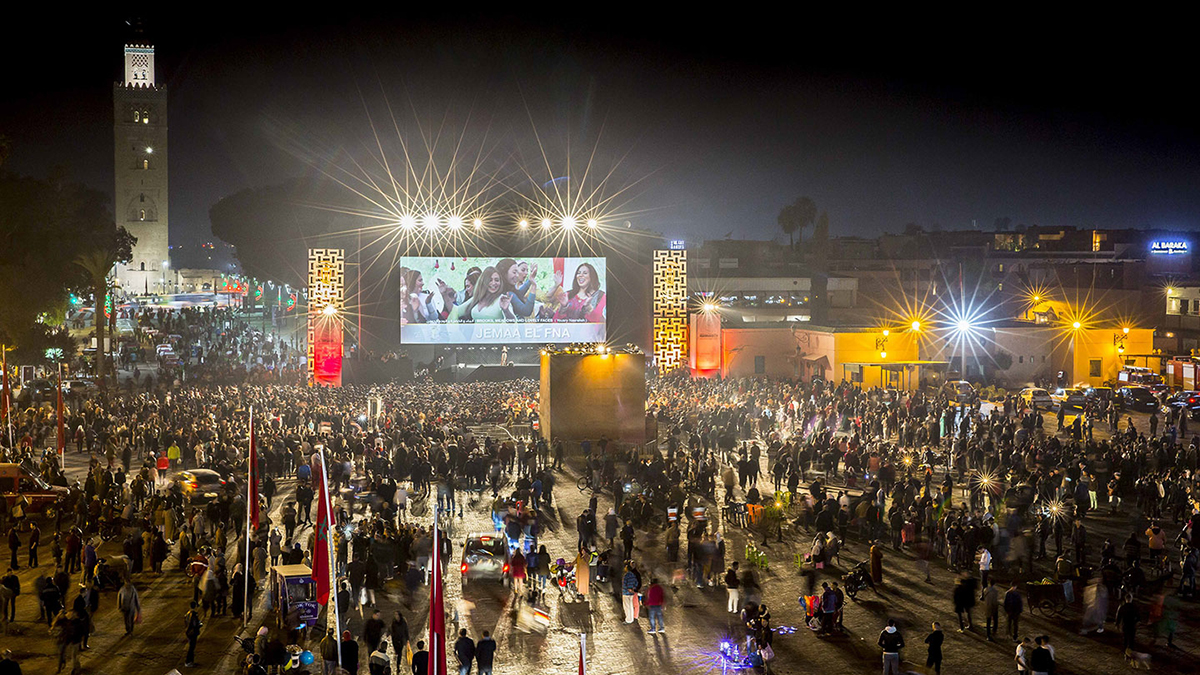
[397,214,598,231]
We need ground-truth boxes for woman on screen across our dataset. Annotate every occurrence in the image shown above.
[497,258,537,319]
[553,262,606,323]
[402,268,437,323]
[448,266,515,322]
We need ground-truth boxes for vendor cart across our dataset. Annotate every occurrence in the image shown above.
[1025,580,1067,616]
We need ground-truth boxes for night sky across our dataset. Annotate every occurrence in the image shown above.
[4,10,1200,258]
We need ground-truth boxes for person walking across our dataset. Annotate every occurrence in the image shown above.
[1115,594,1140,651]
[878,618,905,675]
[1004,583,1024,642]
[411,640,429,675]
[645,577,665,634]
[953,573,977,631]
[725,563,741,613]
[368,641,389,675]
[924,622,944,675]
[341,630,360,675]
[474,630,495,675]
[117,579,140,635]
[319,628,339,675]
[390,611,410,667]
[454,628,475,675]
[364,609,386,655]
[183,601,203,667]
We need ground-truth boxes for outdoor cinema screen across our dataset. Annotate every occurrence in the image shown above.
[399,256,607,344]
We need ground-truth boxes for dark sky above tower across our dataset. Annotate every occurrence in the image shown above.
[3,9,1200,253]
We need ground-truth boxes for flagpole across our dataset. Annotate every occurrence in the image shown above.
[2,345,12,450]
[318,447,341,669]
[244,406,253,627]
[56,362,64,471]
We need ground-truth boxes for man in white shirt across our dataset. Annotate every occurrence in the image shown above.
[979,546,993,593]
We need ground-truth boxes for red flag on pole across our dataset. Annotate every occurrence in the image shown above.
[429,513,446,675]
[248,409,260,532]
[312,451,332,606]
[56,370,65,459]
[1,348,8,426]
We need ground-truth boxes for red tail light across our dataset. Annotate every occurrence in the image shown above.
[502,564,509,573]
[461,563,468,573]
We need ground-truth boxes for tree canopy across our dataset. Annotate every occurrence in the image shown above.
[0,168,134,351]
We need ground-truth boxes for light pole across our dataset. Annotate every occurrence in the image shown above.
[162,259,170,295]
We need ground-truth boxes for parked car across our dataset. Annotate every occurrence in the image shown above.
[1119,386,1158,413]
[169,469,226,503]
[0,463,69,517]
[941,380,976,404]
[460,532,511,585]
[1019,387,1055,410]
[1084,386,1119,407]
[63,379,99,395]
[15,378,56,405]
[1163,390,1200,420]
[1052,387,1087,409]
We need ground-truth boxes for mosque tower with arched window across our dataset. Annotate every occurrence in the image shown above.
[113,41,169,294]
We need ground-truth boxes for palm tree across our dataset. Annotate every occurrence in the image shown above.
[74,247,118,385]
[777,196,818,249]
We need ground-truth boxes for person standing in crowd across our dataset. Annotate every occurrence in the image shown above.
[725,562,741,613]
[878,618,905,675]
[983,579,1001,642]
[183,601,203,667]
[319,628,339,675]
[1004,583,1024,642]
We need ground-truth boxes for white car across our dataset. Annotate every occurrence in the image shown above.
[1020,387,1055,410]
[1052,388,1087,409]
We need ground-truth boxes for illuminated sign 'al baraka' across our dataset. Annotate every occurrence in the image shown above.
[1151,241,1189,254]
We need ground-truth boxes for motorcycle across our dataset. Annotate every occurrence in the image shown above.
[842,560,876,600]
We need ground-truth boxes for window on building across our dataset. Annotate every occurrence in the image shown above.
[143,159,149,170]
[1089,359,1102,378]
[140,194,145,203]
[1019,356,1024,364]
[143,111,150,124]
[139,209,146,220]
[133,110,140,122]
[140,262,145,271]
[754,356,765,374]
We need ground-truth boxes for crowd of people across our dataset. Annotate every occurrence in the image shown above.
[1,305,1198,674]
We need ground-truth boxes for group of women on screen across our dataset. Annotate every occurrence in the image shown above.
[399,258,606,325]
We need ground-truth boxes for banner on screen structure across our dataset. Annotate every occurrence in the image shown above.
[398,256,607,344]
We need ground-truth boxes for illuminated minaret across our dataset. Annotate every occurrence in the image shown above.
[113,42,169,294]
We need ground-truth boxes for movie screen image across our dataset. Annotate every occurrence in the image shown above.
[399,256,607,344]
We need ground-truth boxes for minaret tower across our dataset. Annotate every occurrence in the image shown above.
[113,42,169,295]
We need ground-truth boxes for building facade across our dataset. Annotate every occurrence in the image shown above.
[113,43,169,294]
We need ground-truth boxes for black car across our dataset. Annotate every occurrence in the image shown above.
[15,378,56,404]
[1119,386,1158,413]
[1164,390,1200,420]
[1085,386,1122,412]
